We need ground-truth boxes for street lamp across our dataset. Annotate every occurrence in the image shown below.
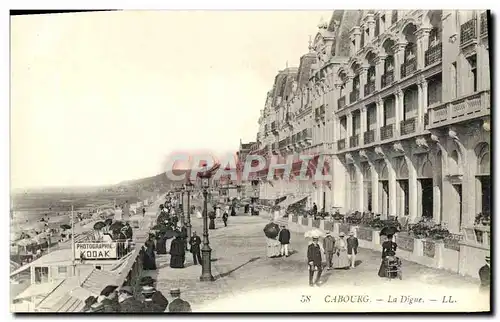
[179,186,185,228]
[199,171,215,282]
[184,180,194,240]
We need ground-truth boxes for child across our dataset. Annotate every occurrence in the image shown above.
[347,231,359,268]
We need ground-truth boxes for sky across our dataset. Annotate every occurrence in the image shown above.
[11,10,331,189]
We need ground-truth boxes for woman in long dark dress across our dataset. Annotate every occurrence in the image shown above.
[209,211,216,230]
[378,234,398,277]
[169,236,185,268]
[143,235,157,270]
[155,232,168,255]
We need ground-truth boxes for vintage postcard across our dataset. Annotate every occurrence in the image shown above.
[9,9,491,313]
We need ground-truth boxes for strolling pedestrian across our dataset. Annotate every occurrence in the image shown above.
[222,210,229,227]
[170,235,186,268]
[209,211,216,229]
[307,237,323,287]
[278,225,291,257]
[347,231,359,268]
[141,286,166,312]
[332,232,350,269]
[167,288,192,312]
[479,255,490,291]
[312,203,318,215]
[323,231,335,270]
[189,231,202,265]
[142,207,146,216]
[231,205,236,217]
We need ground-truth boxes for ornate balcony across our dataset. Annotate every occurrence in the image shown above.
[401,58,417,78]
[350,90,360,104]
[364,81,376,96]
[349,134,359,148]
[315,105,326,121]
[380,124,394,141]
[364,130,375,145]
[381,71,394,88]
[428,90,490,128]
[337,138,346,151]
[400,117,417,136]
[460,18,477,45]
[425,42,442,66]
[481,12,488,37]
[338,96,346,109]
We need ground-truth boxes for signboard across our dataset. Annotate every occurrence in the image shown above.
[75,242,117,260]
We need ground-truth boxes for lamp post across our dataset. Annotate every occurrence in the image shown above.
[184,181,194,240]
[180,187,185,228]
[199,172,215,282]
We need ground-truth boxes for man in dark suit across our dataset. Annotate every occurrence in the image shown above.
[347,231,359,268]
[167,288,192,312]
[307,237,323,287]
[189,231,202,265]
[479,255,490,291]
[278,225,291,257]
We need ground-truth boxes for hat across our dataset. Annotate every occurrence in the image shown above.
[119,286,133,295]
[349,231,354,235]
[141,285,155,294]
[100,285,118,296]
[486,255,490,261]
[140,276,156,286]
[339,232,345,237]
[325,231,331,235]
[312,237,319,240]
[170,288,181,295]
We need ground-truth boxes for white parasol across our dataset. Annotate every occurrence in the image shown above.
[304,228,327,239]
[17,239,35,247]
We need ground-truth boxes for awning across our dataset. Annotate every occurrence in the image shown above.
[15,280,64,300]
[277,195,308,210]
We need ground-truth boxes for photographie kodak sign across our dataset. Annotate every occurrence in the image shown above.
[75,242,117,260]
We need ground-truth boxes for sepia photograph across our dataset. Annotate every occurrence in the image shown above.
[8,8,491,314]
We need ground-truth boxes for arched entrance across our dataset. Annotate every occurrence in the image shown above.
[362,162,372,212]
[475,143,490,215]
[417,156,433,219]
[378,161,389,217]
[396,157,409,217]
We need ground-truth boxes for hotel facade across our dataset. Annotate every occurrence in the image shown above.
[242,10,490,235]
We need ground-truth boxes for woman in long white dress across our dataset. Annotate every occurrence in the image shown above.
[332,233,350,269]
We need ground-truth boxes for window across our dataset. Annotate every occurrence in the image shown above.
[58,266,67,274]
[34,267,49,284]
[375,18,380,36]
[467,55,478,92]
[381,15,386,32]
[451,62,458,98]
[96,266,102,270]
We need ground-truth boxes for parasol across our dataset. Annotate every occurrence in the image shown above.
[110,221,125,230]
[163,229,181,239]
[304,228,327,239]
[104,218,113,226]
[151,224,167,231]
[263,222,280,239]
[17,239,35,247]
[93,221,106,230]
[380,226,399,236]
[60,224,71,230]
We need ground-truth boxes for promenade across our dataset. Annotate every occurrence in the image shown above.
[144,209,487,312]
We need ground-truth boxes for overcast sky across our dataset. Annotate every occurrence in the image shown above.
[11,10,330,189]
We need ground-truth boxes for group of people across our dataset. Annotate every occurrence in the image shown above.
[82,276,191,313]
[307,231,359,286]
[209,204,232,229]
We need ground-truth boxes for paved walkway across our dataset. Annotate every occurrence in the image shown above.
[145,212,488,312]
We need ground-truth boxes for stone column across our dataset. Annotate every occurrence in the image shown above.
[394,88,403,136]
[347,112,353,138]
[360,106,367,146]
[407,156,418,223]
[375,55,386,90]
[417,78,428,132]
[376,97,384,141]
[346,76,354,105]
[371,160,380,213]
[355,162,364,211]
[416,27,431,70]
[359,67,368,99]
[351,27,361,53]
[366,14,375,41]
[393,42,407,81]
[388,159,397,217]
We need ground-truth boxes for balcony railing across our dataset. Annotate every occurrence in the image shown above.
[380,124,394,141]
[337,138,346,151]
[481,12,488,36]
[460,18,477,45]
[364,81,376,96]
[349,134,359,148]
[401,58,417,78]
[428,90,490,127]
[381,71,394,88]
[338,96,346,109]
[400,117,417,136]
[364,130,375,145]
[425,42,442,66]
[350,90,360,104]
